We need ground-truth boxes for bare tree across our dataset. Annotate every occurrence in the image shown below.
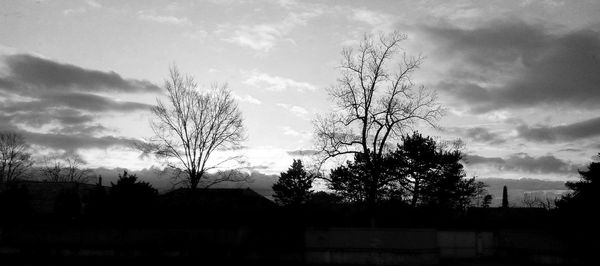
[143,67,246,189]
[522,193,556,210]
[0,131,33,184]
[40,156,91,183]
[314,31,443,206]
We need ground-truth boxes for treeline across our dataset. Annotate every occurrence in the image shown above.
[273,132,487,211]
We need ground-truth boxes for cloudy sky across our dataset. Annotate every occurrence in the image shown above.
[1,0,599,182]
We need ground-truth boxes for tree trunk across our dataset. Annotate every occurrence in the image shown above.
[502,185,508,208]
[411,179,420,207]
[190,172,200,190]
[365,170,379,228]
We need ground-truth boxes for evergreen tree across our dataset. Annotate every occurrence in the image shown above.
[392,132,486,209]
[272,160,315,206]
[110,170,158,218]
[502,185,509,208]
[327,132,486,209]
[557,153,600,212]
[482,194,493,208]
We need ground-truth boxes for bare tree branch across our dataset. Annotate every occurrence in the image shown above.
[40,156,91,183]
[314,31,444,164]
[141,66,246,189]
[0,131,33,184]
[313,31,445,206]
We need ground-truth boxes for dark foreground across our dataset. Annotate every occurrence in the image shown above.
[1,222,596,266]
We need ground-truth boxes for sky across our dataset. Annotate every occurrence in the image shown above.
[1,0,599,183]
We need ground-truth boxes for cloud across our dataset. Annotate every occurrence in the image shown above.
[465,153,578,174]
[287,149,318,156]
[244,70,317,92]
[0,53,158,153]
[0,54,160,94]
[50,124,109,135]
[558,148,582,153]
[222,10,322,52]
[86,0,101,8]
[276,103,309,119]
[232,92,261,105]
[2,107,94,129]
[137,11,192,26]
[423,1,488,27]
[225,24,281,52]
[280,126,310,139]
[349,8,396,33]
[424,20,600,113]
[517,116,600,142]
[444,126,506,144]
[64,8,87,15]
[1,95,150,131]
[183,30,208,40]
[22,131,142,153]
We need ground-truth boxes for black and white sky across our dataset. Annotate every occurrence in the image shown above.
[1,0,599,181]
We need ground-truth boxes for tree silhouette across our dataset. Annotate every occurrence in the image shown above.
[391,132,439,207]
[0,131,32,184]
[308,191,343,206]
[83,180,108,218]
[328,152,402,203]
[54,188,81,218]
[314,31,443,208]
[502,185,509,208]
[141,67,246,189]
[557,153,600,212]
[40,156,91,183]
[272,160,315,206]
[482,194,493,208]
[110,170,158,218]
[327,132,484,209]
[391,132,485,209]
[0,183,31,221]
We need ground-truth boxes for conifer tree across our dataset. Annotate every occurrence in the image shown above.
[272,160,315,206]
[502,185,509,208]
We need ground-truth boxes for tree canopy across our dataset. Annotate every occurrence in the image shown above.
[110,170,158,218]
[0,131,32,184]
[272,159,315,206]
[314,31,443,207]
[328,132,485,210]
[557,153,600,212]
[143,67,246,189]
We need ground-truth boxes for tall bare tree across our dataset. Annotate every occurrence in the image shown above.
[314,31,444,206]
[0,131,33,184]
[145,67,246,189]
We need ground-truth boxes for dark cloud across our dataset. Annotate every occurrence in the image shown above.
[2,104,95,127]
[0,53,159,153]
[0,54,160,94]
[558,148,583,153]
[0,114,18,131]
[465,153,578,174]
[23,131,142,152]
[424,20,600,113]
[2,94,150,126]
[444,126,506,144]
[464,154,505,165]
[49,124,109,135]
[287,149,318,156]
[517,116,600,142]
[2,96,149,130]
[41,92,152,112]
